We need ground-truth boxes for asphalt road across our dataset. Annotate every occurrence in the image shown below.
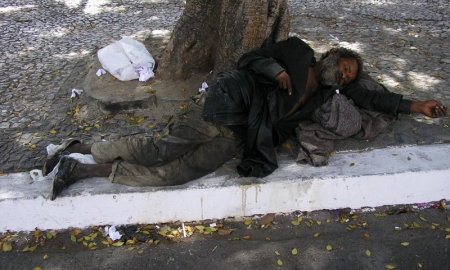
[1,206,449,270]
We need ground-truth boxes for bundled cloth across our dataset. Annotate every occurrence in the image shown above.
[296,74,395,166]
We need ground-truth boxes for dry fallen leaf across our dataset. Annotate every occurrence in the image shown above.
[401,242,410,246]
[112,241,124,247]
[2,241,12,252]
[365,250,371,257]
[364,233,370,238]
[244,220,252,226]
[259,213,275,226]
[314,233,320,237]
[218,229,233,236]
[385,265,396,269]
[291,220,300,226]
[282,142,291,149]
[326,245,332,251]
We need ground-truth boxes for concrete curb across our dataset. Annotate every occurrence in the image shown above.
[1,144,449,232]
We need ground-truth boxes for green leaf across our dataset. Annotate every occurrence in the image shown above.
[46,232,53,240]
[292,248,298,255]
[195,225,205,231]
[70,235,76,242]
[277,259,283,266]
[366,250,371,257]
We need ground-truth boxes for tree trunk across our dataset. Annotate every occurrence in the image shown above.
[156,0,290,80]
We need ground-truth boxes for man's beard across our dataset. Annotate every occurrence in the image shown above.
[319,54,342,86]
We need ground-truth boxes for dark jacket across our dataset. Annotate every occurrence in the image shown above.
[203,37,411,177]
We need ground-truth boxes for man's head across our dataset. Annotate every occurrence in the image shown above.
[319,47,363,86]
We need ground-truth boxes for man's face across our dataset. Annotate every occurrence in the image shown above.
[319,55,359,86]
[338,57,358,84]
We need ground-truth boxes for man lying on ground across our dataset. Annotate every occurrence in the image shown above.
[43,37,447,200]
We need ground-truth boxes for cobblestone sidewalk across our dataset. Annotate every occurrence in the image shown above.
[0,0,449,173]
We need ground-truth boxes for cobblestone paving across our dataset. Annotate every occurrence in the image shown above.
[0,0,449,173]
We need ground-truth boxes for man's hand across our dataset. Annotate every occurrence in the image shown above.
[410,100,448,118]
[275,71,292,95]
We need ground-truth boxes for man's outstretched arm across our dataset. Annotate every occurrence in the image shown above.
[341,82,448,118]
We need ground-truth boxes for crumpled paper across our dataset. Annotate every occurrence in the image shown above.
[96,69,106,76]
[104,225,122,241]
[133,63,155,82]
[198,82,208,92]
[71,89,83,98]
[30,169,49,182]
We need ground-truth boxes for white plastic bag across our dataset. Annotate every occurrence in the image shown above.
[97,37,155,81]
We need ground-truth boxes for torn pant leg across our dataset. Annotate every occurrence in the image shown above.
[108,126,244,186]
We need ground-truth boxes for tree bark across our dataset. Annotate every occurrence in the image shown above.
[156,0,290,80]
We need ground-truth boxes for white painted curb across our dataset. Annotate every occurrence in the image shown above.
[1,144,449,232]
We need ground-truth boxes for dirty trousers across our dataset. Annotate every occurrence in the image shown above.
[90,98,244,186]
